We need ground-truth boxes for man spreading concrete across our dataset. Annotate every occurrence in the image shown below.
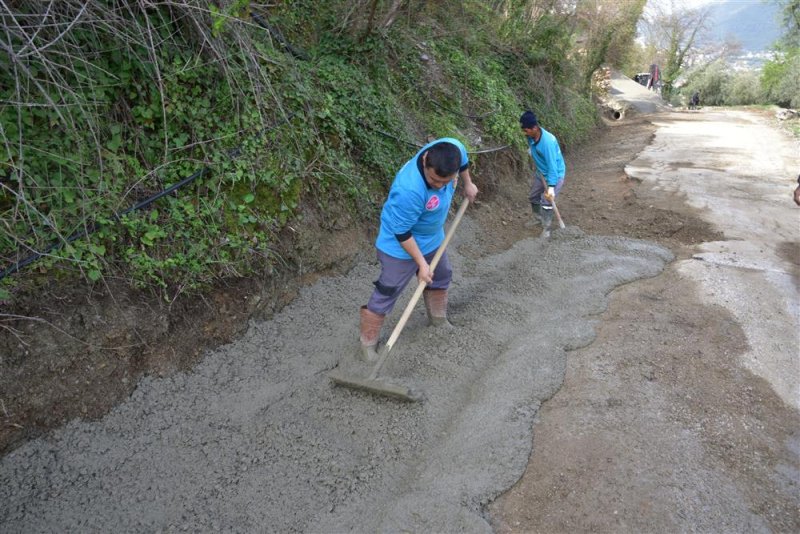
[520,110,565,237]
[358,138,479,361]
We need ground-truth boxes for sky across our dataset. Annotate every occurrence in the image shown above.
[644,0,775,13]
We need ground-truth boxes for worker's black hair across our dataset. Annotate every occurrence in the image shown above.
[424,142,461,177]
[520,110,538,128]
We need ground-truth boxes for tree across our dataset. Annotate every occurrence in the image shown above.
[778,0,799,48]
[761,0,800,107]
[640,1,709,99]
[573,0,647,93]
[724,70,765,106]
[683,60,730,106]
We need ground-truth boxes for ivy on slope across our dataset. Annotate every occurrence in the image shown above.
[0,0,598,303]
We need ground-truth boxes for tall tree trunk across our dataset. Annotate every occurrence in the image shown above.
[361,0,379,41]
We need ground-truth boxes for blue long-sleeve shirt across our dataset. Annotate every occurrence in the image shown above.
[375,138,469,259]
[527,127,565,186]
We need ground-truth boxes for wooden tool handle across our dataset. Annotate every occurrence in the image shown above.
[369,199,470,379]
[538,173,566,229]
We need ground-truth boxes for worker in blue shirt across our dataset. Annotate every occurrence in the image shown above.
[358,138,479,361]
[520,110,565,237]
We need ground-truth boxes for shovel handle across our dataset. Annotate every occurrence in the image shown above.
[538,173,566,229]
[552,200,566,229]
[369,198,470,379]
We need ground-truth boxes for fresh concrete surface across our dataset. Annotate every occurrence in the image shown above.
[0,225,672,531]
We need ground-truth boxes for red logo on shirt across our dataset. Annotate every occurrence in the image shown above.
[426,195,440,211]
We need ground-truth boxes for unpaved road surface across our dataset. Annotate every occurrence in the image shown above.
[491,74,800,533]
[2,75,799,532]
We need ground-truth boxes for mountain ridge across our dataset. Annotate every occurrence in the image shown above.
[705,0,781,52]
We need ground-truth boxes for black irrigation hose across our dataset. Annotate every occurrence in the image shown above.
[359,120,510,155]
[358,120,422,149]
[469,144,510,154]
[0,114,295,282]
[0,167,212,282]
[251,12,309,60]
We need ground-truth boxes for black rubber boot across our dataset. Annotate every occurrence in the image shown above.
[532,203,542,222]
[541,207,554,238]
[526,203,542,229]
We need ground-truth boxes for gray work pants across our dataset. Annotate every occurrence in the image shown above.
[366,248,452,315]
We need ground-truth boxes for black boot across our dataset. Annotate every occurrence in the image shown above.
[541,207,554,238]
[526,203,542,228]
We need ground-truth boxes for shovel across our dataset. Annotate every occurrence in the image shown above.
[539,173,566,229]
[329,198,470,402]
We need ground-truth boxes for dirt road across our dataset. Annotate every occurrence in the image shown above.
[491,75,800,533]
[1,76,798,532]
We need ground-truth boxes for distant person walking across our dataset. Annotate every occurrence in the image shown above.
[520,110,565,238]
[357,138,478,361]
[690,91,700,110]
[647,63,661,93]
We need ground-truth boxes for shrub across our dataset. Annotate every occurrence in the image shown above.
[762,47,800,108]
[724,71,767,106]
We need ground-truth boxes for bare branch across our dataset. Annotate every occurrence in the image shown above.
[17,1,90,59]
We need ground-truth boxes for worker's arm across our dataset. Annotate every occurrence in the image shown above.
[398,236,432,284]
[459,167,479,202]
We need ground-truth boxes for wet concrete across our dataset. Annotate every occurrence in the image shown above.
[0,220,671,531]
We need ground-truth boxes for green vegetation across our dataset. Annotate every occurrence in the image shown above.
[676,48,799,109]
[672,0,799,109]
[1,1,637,303]
[761,46,800,109]
[630,0,799,111]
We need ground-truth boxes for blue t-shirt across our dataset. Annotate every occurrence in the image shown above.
[375,138,469,259]
[527,127,565,186]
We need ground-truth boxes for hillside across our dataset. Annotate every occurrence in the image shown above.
[705,0,781,52]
